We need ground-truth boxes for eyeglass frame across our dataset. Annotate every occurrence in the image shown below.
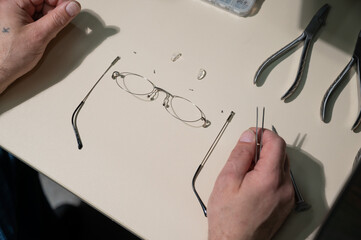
[111,71,211,128]
[71,56,211,150]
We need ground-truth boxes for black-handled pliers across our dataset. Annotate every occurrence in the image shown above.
[254,4,330,101]
[321,30,361,131]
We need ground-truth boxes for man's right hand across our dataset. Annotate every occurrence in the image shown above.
[208,128,294,240]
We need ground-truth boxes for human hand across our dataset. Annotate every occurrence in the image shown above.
[208,129,294,240]
[0,0,81,94]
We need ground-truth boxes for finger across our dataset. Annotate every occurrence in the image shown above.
[216,129,256,188]
[44,0,70,8]
[255,129,287,174]
[42,0,68,15]
[15,0,38,16]
[42,3,54,15]
[31,0,45,4]
[33,0,80,42]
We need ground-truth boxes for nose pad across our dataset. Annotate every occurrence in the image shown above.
[112,71,127,80]
[112,71,120,79]
[147,91,158,101]
[202,119,211,128]
[162,97,170,108]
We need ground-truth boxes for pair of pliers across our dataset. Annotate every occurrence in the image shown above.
[254,4,330,101]
[321,31,361,131]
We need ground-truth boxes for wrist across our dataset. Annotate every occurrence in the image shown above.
[208,228,254,240]
[0,64,13,94]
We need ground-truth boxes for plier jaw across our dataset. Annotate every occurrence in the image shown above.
[321,30,361,131]
[304,4,330,39]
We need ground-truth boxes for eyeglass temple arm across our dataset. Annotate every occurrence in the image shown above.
[71,101,85,149]
[192,165,207,217]
[71,56,121,150]
[192,111,235,217]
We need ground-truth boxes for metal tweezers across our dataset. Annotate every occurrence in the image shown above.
[254,4,330,101]
[321,30,361,131]
[255,107,265,163]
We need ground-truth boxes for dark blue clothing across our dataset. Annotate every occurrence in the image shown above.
[0,148,61,240]
[0,148,141,240]
[0,148,17,240]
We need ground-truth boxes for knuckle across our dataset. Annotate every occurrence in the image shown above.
[264,174,280,189]
[283,183,295,202]
[232,146,253,161]
[51,11,68,28]
[217,170,237,184]
[275,137,286,150]
[28,28,46,46]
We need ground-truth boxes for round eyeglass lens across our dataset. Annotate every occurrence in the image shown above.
[120,73,154,95]
[167,96,202,122]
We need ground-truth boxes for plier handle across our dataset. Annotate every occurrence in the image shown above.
[321,31,361,131]
[254,4,330,101]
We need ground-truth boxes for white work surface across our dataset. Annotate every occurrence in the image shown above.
[0,0,360,239]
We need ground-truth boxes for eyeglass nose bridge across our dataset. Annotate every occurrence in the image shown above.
[152,87,172,108]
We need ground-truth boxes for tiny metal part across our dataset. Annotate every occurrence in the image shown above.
[197,69,207,80]
[272,125,311,212]
[221,110,224,113]
[192,111,236,217]
[133,51,137,54]
[153,70,156,74]
[171,53,182,62]
[189,89,194,91]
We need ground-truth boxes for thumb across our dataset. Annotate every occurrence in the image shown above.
[34,1,81,42]
[218,129,256,186]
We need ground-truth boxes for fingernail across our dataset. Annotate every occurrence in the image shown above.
[239,129,255,143]
[66,1,81,17]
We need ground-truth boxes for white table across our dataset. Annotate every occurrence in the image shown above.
[0,0,360,239]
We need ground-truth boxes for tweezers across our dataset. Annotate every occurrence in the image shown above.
[254,4,330,101]
[321,30,361,131]
[255,107,265,163]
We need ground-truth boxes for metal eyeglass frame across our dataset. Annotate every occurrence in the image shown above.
[192,111,235,217]
[71,56,211,150]
[111,71,211,128]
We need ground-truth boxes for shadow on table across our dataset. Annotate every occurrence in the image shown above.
[0,10,119,115]
[274,134,329,240]
[300,0,361,55]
